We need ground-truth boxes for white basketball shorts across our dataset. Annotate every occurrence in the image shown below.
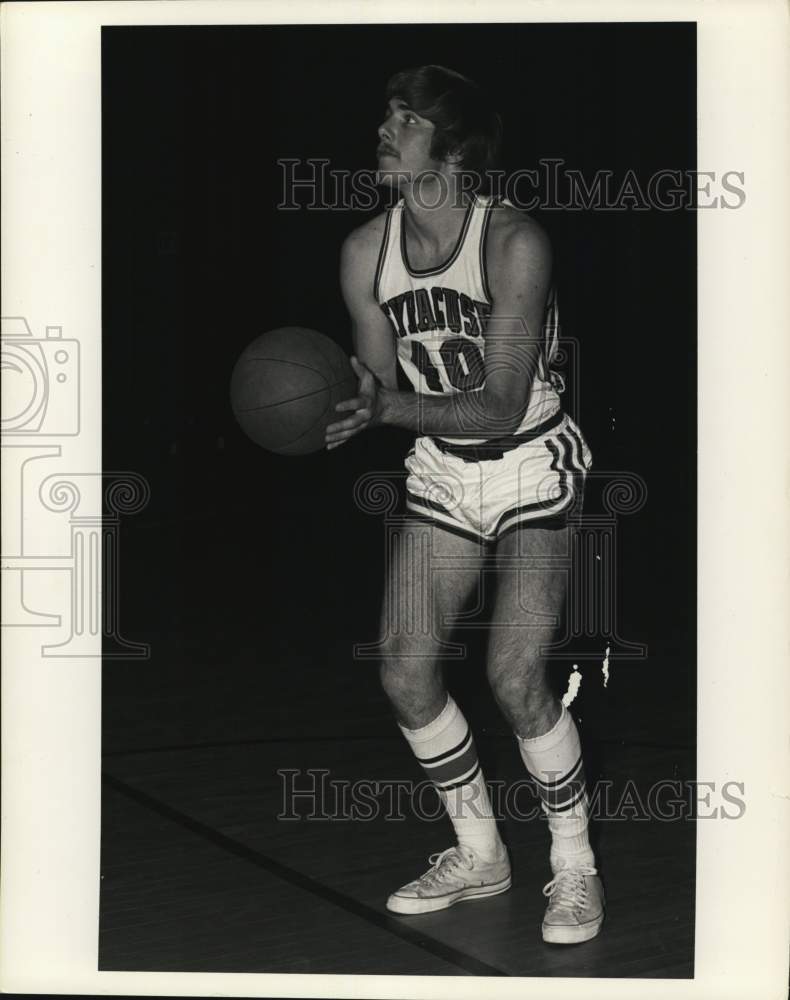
[404,411,592,545]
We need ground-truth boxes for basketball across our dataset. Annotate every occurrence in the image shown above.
[229,327,357,455]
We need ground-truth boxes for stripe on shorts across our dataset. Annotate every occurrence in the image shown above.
[563,423,589,473]
[496,516,568,539]
[493,433,579,536]
[554,430,587,517]
[405,493,485,545]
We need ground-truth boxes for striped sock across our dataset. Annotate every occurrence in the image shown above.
[517,704,594,872]
[400,695,502,861]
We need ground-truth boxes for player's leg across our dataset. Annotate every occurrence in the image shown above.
[487,525,604,943]
[378,516,482,725]
[381,518,510,913]
[486,526,567,736]
[487,526,589,849]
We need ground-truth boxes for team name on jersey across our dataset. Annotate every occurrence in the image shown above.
[380,287,492,339]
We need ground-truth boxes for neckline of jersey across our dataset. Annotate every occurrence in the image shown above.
[399,194,478,278]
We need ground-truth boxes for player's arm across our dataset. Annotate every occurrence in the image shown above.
[340,222,399,390]
[326,217,552,446]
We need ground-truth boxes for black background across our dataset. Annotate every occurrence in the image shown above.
[102,23,696,753]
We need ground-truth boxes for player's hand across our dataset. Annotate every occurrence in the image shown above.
[325,356,381,450]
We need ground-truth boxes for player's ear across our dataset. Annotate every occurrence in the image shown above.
[445,147,464,165]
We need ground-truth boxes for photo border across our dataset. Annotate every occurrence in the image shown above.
[2,1,788,997]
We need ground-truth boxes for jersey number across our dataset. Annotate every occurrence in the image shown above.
[411,339,485,393]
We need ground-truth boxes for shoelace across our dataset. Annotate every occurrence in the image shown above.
[419,846,475,886]
[542,865,597,911]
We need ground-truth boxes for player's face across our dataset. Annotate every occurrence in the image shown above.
[377,98,443,187]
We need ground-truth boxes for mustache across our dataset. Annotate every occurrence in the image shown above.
[377,143,399,157]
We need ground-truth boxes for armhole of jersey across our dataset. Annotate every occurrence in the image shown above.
[547,282,559,350]
[479,196,498,305]
[542,284,559,376]
[372,210,393,303]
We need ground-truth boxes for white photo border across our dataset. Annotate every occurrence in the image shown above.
[1,1,788,997]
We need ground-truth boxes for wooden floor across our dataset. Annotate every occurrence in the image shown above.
[99,510,695,978]
[100,732,694,977]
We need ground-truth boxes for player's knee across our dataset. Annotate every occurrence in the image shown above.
[379,656,438,711]
[379,656,417,699]
[487,653,555,731]
[377,628,437,669]
[486,648,547,705]
[379,657,401,699]
[377,632,412,680]
[487,665,530,714]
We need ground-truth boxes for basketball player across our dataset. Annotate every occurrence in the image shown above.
[326,65,604,944]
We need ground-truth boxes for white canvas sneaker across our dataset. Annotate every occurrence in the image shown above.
[386,844,512,915]
[541,861,605,943]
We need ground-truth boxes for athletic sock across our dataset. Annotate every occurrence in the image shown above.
[400,695,502,861]
[516,703,595,872]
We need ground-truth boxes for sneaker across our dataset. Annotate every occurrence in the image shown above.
[541,861,605,944]
[386,844,511,915]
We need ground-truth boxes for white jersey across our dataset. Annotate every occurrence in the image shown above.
[374,193,562,444]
